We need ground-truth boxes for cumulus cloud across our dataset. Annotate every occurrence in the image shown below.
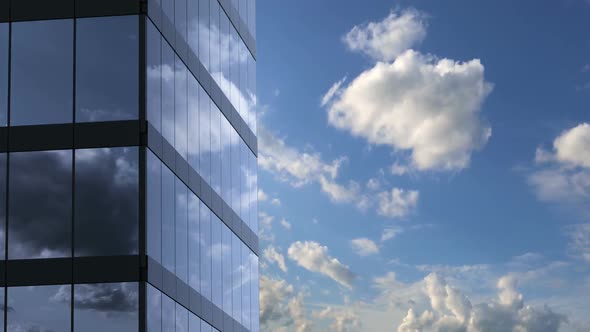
[271,198,282,206]
[260,276,312,332]
[350,238,380,256]
[325,9,493,173]
[377,188,419,218]
[564,223,590,262]
[280,218,292,230]
[315,306,362,332]
[395,273,566,332]
[259,211,275,242]
[264,245,288,272]
[381,227,403,242]
[344,9,427,62]
[288,241,356,289]
[258,189,268,201]
[529,123,590,207]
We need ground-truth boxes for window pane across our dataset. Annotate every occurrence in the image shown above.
[189,312,201,332]
[210,102,221,195]
[74,283,138,332]
[188,0,199,56]
[210,0,220,85]
[232,233,241,322]
[75,147,138,257]
[162,166,175,273]
[176,0,187,44]
[147,20,162,132]
[211,215,222,308]
[9,150,72,259]
[0,154,6,259]
[199,87,211,184]
[76,16,138,122]
[220,12,230,97]
[229,27,240,113]
[148,150,162,262]
[162,41,175,145]
[188,192,200,291]
[162,294,175,332]
[251,253,259,332]
[198,0,210,71]
[175,57,188,159]
[176,178,188,283]
[221,116,232,204]
[231,128,240,213]
[175,303,188,332]
[201,320,211,332]
[241,243,251,328]
[147,284,162,332]
[222,224,232,314]
[0,23,8,126]
[188,75,200,171]
[199,201,211,301]
[162,0,174,27]
[11,19,73,125]
[8,285,71,331]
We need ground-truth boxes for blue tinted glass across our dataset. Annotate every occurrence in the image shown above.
[175,303,188,332]
[239,41,249,126]
[229,27,240,113]
[199,201,212,300]
[232,233,241,322]
[198,0,210,70]
[210,102,222,195]
[211,215,222,308]
[11,19,73,125]
[220,12,230,97]
[0,24,7,126]
[251,254,259,332]
[9,150,72,259]
[162,41,175,145]
[175,57,188,159]
[162,0,174,27]
[176,0,188,43]
[188,192,201,291]
[199,88,211,183]
[250,151,258,234]
[147,284,162,332]
[8,285,71,331]
[75,147,138,257]
[188,0,199,56]
[189,312,201,332]
[147,20,162,132]
[242,244,251,328]
[222,224,232,314]
[147,150,162,262]
[221,116,232,206]
[188,75,200,171]
[0,154,5,259]
[210,0,220,85]
[240,141,249,225]
[76,16,138,122]
[162,294,175,332]
[73,283,138,332]
[201,320,212,332]
[249,0,256,39]
[231,128,240,213]
[176,178,188,283]
[248,54,257,134]
[162,166,175,273]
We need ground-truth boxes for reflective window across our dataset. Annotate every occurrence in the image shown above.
[199,201,212,301]
[231,128,240,213]
[0,24,8,126]
[220,13,230,97]
[211,215,222,308]
[188,75,200,171]
[188,192,201,292]
[241,141,249,225]
[210,102,221,195]
[147,20,162,132]
[162,0,174,27]
[175,56,188,159]
[75,148,138,257]
[162,166,175,272]
[162,294,175,332]
[76,16,138,122]
[248,0,256,39]
[201,320,212,332]
[0,154,5,259]
[242,243,251,328]
[176,178,188,283]
[229,27,240,115]
[147,284,162,332]
[222,224,232,314]
[248,53,257,134]
[176,0,188,45]
[188,0,199,56]
[239,0,248,35]
[189,312,201,332]
[162,40,175,145]
[250,151,258,234]
[198,0,210,71]
[210,0,220,85]
[7,285,71,331]
[251,253,259,332]
[176,303,188,332]
[9,150,72,259]
[147,150,162,262]
[199,87,211,183]
[232,232,241,323]
[11,19,73,125]
[74,283,138,332]
[221,116,232,204]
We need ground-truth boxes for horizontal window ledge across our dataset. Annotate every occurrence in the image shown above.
[147,257,251,332]
[0,255,141,286]
[1,0,142,23]
[0,120,142,152]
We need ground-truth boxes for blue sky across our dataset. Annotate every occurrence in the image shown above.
[255,1,590,331]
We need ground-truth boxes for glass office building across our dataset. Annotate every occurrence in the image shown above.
[0,0,258,331]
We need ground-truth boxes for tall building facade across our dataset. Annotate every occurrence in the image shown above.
[0,1,258,332]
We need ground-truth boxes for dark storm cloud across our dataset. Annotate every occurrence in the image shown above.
[53,283,138,313]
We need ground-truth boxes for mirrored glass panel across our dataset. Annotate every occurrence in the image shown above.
[8,150,72,259]
[188,192,200,292]
[175,57,188,159]
[75,147,138,257]
[189,312,201,332]
[147,20,162,132]
[199,201,211,301]
[73,283,138,332]
[162,166,175,273]
[176,178,188,283]
[76,16,138,122]
[147,150,162,263]
[11,19,73,125]
[162,293,175,332]
[0,23,8,126]
[0,154,5,259]
[147,284,162,332]
[7,285,71,331]
[162,41,175,145]
[175,303,188,332]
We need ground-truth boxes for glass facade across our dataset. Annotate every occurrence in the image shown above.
[0,0,257,331]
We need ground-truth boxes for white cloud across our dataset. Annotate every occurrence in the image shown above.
[288,241,356,289]
[280,218,292,230]
[271,198,282,206]
[366,178,381,191]
[377,188,419,218]
[351,238,380,256]
[259,211,275,242]
[344,9,427,62]
[564,224,590,262]
[321,77,347,107]
[264,245,288,273]
[260,276,312,332]
[529,123,590,207]
[381,227,403,242]
[315,306,362,332]
[258,189,268,202]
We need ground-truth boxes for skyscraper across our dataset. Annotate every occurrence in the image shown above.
[0,1,258,331]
